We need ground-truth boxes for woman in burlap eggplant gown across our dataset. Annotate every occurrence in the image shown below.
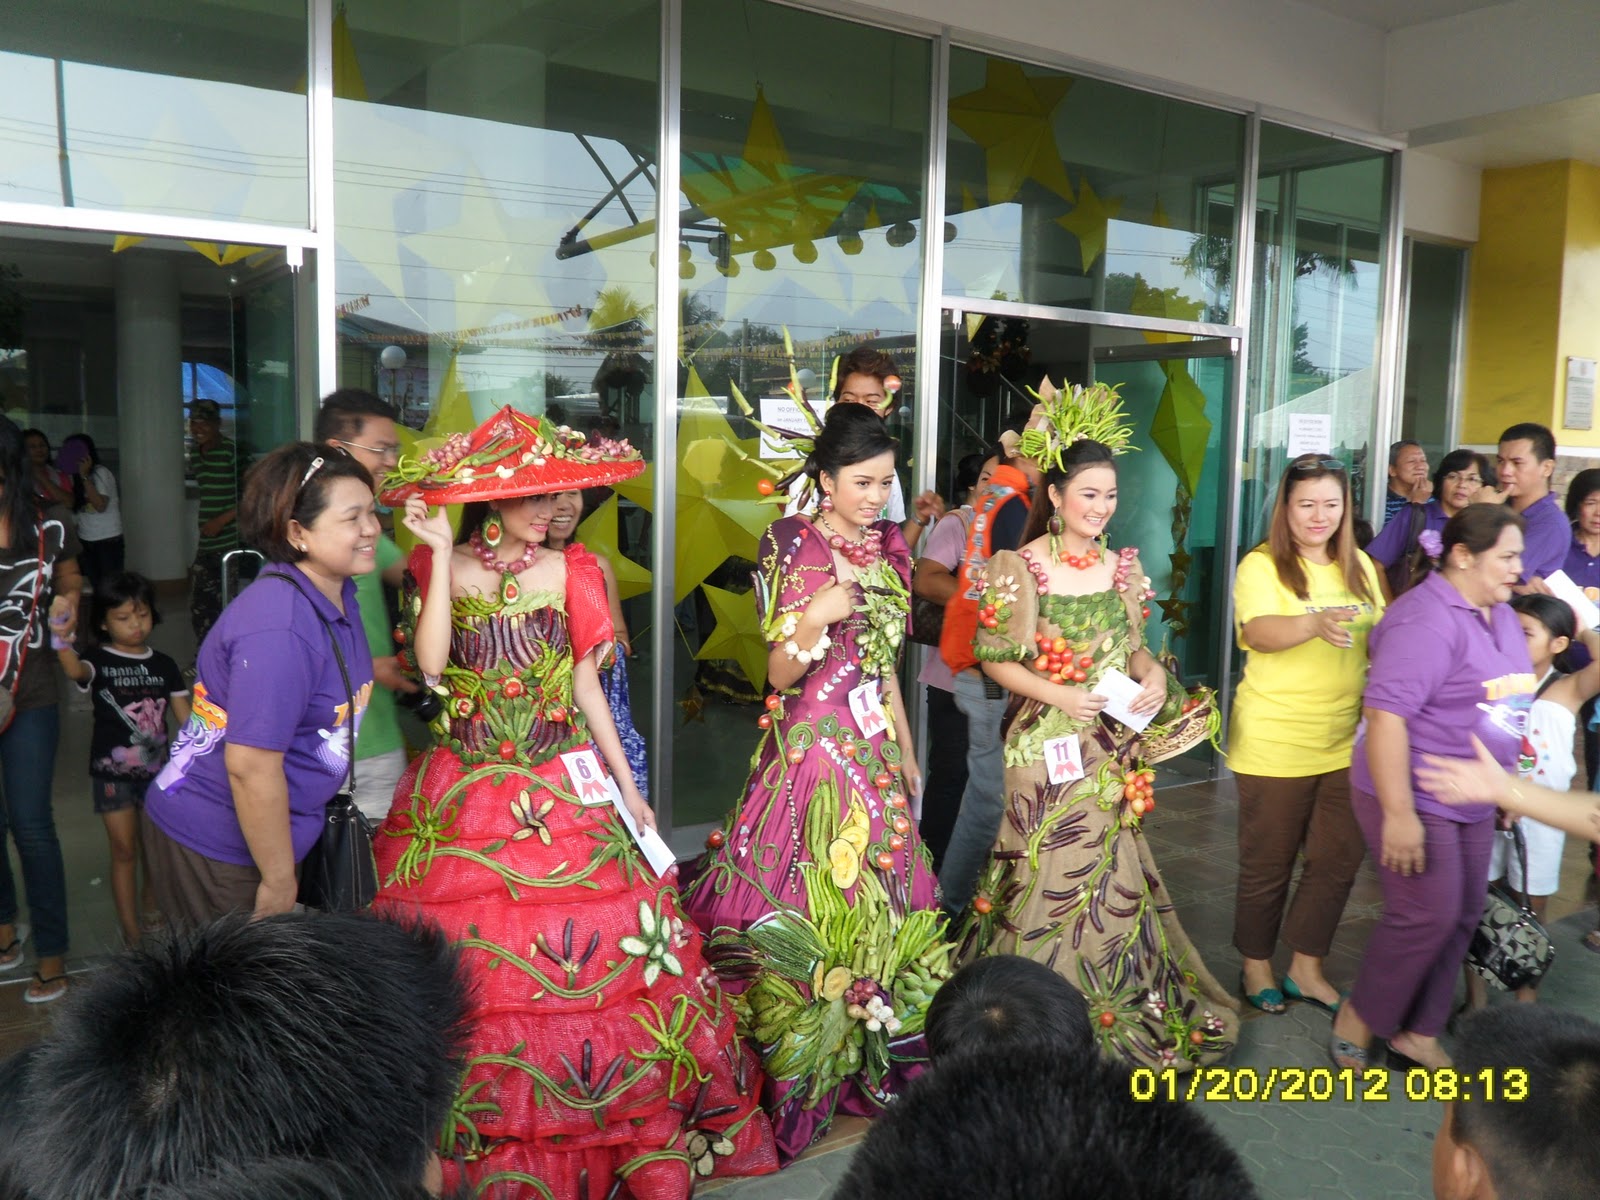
[958,434,1237,1071]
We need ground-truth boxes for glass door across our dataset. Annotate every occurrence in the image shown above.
[935,306,1237,779]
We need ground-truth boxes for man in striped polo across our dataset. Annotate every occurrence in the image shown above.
[187,399,241,646]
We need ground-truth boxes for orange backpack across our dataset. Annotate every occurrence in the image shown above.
[939,463,1032,675]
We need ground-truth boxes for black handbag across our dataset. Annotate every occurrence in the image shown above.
[1466,822,1555,992]
[268,572,377,912]
[909,510,970,647]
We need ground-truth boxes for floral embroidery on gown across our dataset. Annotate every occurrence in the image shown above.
[683,516,951,1163]
[958,548,1238,1070]
[374,544,777,1198]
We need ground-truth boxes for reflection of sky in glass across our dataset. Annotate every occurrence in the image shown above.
[943,205,1023,300]
[1294,261,1380,377]
[335,99,656,401]
[0,51,306,225]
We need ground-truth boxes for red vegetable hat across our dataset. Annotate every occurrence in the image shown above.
[380,405,645,506]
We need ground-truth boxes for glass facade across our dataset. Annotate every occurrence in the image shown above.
[944,50,1243,324]
[671,2,931,825]
[1400,239,1467,463]
[330,0,663,789]
[1242,124,1391,544]
[0,0,308,226]
[0,2,1403,839]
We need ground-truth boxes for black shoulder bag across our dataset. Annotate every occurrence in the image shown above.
[268,572,377,912]
[1384,503,1429,598]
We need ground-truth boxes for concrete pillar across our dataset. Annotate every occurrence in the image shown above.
[1461,160,1600,450]
[115,252,188,581]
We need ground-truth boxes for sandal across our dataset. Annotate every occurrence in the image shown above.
[0,925,28,972]
[1582,929,1600,955]
[23,972,67,1005]
[1240,972,1287,1014]
[1283,976,1341,1015]
[1329,1029,1370,1070]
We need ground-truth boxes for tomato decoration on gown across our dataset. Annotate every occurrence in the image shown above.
[683,517,949,1164]
[374,544,778,1198]
[959,548,1238,1071]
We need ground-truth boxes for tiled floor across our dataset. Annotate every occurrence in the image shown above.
[7,620,1600,1200]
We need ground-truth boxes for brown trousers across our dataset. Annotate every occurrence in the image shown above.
[1232,768,1365,960]
[142,814,263,931]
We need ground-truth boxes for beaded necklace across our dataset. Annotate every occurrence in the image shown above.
[817,514,884,569]
[469,529,538,603]
[1048,529,1101,569]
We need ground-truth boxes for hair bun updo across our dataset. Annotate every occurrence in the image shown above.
[805,402,899,483]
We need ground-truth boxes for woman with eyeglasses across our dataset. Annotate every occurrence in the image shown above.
[1230,454,1385,1017]
[143,443,379,927]
[1331,504,1533,1071]
[1365,449,1492,595]
[315,389,415,826]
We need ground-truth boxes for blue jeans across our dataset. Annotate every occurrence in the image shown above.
[0,705,67,956]
[938,669,1009,915]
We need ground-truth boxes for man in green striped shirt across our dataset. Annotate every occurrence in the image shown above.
[188,399,241,644]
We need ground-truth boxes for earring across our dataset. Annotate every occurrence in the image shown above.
[482,512,504,548]
[1047,512,1064,536]
[820,491,834,513]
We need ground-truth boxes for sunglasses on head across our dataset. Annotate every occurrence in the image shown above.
[1291,456,1346,473]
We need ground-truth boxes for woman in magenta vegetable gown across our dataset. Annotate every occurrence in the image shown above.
[685,404,949,1163]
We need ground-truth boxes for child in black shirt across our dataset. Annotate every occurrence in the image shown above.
[57,573,190,944]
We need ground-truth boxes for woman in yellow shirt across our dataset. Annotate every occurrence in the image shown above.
[1230,455,1384,1014]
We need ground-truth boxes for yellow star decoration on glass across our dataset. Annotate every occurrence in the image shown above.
[679,85,862,260]
[575,495,651,601]
[1055,176,1123,272]
[671,368,776,600]
[695,584,768,693]
[948,60,1076,206]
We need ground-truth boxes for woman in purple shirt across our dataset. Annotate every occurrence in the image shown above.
[1331,505,1534,1071]
[1365,449,1489,587]
[144,444,379,927]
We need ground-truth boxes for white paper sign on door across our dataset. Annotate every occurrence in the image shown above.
[849,679,889,739]
[1286,413,1333,458]
[560,749,612,806]
[759,396,831,459]
[1042,735,1084,785]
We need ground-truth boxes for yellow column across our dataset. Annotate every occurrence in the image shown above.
[1461,162,1570,444]
[1558,162,1600,451]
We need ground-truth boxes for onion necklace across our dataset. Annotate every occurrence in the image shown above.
[817,512,884,569]
[469,528,538,604]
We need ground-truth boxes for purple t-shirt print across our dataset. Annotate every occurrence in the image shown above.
[146,566,375,867]
[1352,570,1535,823]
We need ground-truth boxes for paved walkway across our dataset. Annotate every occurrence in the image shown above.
[705,779,1600,1200]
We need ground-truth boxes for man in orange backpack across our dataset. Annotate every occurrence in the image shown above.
[937,446,1038,915]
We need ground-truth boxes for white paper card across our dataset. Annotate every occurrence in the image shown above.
[1096,668,1156,733]
[1286,413,1333,458]
[849,679,888,739]
[1043,735,1084,785]
[560,749,613,806]
[1545,570,1600,630]
[608,782,678,877]
[759,396,831,459]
